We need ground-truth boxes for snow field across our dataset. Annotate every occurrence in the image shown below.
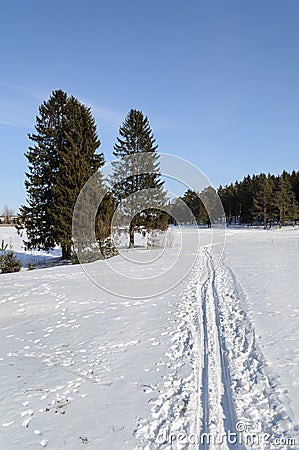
[0,226,298,449]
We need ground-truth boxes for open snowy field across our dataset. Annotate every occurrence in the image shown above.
[0,227,61,268]
[0,226,298,449]
[224,228,299,426]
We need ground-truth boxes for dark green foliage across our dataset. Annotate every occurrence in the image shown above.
[171,189,209,225]
[17,90,104,260]
[275,171,297,227]
[95,191,118,258]
[111,109,167,247]
[170,187,223,227]
[0,240,21,274]
[179,170,299,228]
[218,170,299,227]
[253,174,275,228]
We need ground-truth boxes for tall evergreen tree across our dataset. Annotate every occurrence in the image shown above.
[275,172,296,228]
[182,190,207,224]
[253,174,275,228]
[111,109,167,247]
[52,97,104,258]
[218,183,238,224]
[18,90,104,259]
[290,170,299,205]
[215,170,299,227]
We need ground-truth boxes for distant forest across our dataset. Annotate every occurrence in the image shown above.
[173,170,299,228]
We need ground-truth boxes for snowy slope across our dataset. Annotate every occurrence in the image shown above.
[0,226,298,449]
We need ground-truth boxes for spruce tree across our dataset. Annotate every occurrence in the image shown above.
[0,240,21,274]
[111,109,167,248]
[275,172,296,227]
[18,90,104,259]
[253,174,274,228]
[218,183,238,224]
[52,97,103,258]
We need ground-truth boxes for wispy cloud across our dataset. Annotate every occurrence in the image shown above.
[0,80,44,101]
[93,106,124,127]
[0,118,32,128]
[84,101,175,133]
[82,101,124,130]
[0,119,13,126]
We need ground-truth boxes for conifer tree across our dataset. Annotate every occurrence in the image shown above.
[111,109,167,247]
[253,174,275,228]
[275,172,296,228]
[217,170,299,227]
[18,90,104,259]
[52,97,103,258]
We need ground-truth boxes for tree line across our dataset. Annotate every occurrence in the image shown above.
[17,90,167,260]
[174,171,299,228]
[17,89,299,263]
[219,171,299,227]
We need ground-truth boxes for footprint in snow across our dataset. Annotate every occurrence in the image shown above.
[2,421,15,427]
[22,417,32,427]
[21,409,34,417]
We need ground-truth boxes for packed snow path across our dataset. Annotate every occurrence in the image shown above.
[199,249,240,450]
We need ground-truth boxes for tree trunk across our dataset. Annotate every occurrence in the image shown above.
[129,225,134,248]
[279,208,283,228]
[62,243,71,260]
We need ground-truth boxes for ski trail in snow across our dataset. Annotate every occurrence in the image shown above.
[214,256,299,450]
[134,247,298,450]
[199,248,241,450]
[134,253,205,450]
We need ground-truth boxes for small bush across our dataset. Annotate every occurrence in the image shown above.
[0,251,22,273]
[70,252,80,265]
[0,240,22,274]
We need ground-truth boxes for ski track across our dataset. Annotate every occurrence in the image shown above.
[214,254,298,450]
[1,246,298,449]
[135,247,298,450]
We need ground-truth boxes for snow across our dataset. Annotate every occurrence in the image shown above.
[0,226,61,268]
[0,226,298,449]
[224,227,299,425]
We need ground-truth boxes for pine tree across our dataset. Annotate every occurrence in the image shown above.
[292,171,299,197]
[218,183,238,224]
[290,195,299,226]
[253,174,274,228]
[18,90,104,259]
[0,240,21,274]
[95,191,118,258]
[239,175,255,225]
[275,172,296,227]
[111,109,167,248]
[200,186,220,226]
[52,97,104,259]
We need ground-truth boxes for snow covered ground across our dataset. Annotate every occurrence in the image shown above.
[0,226,298,449]
[224,228,299,428]
[0,226,61,268]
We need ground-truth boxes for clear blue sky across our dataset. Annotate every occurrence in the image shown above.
[1,0,299,211]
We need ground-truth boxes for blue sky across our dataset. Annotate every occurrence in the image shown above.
[1,0,299,211]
